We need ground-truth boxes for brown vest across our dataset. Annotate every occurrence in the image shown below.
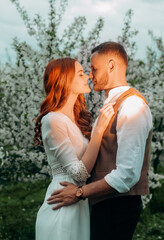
[89,87,152,205]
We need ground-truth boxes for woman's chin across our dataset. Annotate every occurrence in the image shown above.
[85,88,91,93]
[82,87,91,94]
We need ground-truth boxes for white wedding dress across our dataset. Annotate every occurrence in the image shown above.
[35,112,90,240]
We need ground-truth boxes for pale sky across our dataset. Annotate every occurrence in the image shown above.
[0,0,164,64]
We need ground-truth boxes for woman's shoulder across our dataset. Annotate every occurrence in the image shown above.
[41,112,68,128]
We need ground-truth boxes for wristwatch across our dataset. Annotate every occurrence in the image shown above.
[76,186,86,200]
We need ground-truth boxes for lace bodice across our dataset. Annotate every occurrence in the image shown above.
[41,112,90,183]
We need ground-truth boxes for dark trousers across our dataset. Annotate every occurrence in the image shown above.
[91,195,142,240]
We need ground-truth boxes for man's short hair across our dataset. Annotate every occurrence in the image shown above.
[91,41,128,66]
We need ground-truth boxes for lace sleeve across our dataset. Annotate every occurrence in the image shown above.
[66,160,90,183]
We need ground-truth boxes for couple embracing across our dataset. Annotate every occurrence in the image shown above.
[35,42,152,240]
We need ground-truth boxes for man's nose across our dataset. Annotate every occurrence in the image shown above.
[89,71,93,79]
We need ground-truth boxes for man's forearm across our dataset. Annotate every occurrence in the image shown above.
[82,178,116,199]
[47,178,117,210]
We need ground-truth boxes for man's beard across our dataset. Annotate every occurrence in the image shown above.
[93,72,109,92]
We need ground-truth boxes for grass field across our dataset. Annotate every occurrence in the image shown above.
[0,179,163,240]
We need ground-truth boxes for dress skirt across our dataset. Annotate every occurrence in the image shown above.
[35,174,90,240]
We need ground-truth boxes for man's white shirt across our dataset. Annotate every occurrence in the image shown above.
[94,86,153,193]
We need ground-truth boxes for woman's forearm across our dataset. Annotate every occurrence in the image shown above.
[81,127,103,173]
[81,102,115,173]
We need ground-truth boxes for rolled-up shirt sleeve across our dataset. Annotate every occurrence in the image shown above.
[42,114,90,183]
[104,96,152,193]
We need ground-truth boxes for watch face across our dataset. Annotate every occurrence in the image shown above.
[76,188,83,197]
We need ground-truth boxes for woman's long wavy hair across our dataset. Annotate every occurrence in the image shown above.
[34,58,92,146]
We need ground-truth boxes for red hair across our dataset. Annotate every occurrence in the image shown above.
[34,58,92,146]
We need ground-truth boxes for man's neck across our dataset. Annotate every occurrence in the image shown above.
[104,83,128,98]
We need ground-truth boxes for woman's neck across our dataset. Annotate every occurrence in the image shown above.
[58,93,78,123]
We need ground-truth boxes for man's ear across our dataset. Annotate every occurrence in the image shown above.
[108,59,115,72]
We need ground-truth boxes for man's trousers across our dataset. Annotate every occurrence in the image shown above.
[91,195,142,240]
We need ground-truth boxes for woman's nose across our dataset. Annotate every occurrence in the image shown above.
[85,74,89,80]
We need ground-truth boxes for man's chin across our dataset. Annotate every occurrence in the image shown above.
[93,85,102,92]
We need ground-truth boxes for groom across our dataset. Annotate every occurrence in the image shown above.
[47,42,152,240]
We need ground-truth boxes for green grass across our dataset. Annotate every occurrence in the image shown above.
[133,210,164,240]
[0,179,163,240]
[134,179,164,240]
[0,180,50,240]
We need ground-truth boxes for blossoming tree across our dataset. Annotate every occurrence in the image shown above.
[0,0,163,206]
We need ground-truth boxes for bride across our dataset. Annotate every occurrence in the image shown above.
[34,58,114,240]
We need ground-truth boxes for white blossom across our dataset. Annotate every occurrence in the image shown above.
[0,4,163,207]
